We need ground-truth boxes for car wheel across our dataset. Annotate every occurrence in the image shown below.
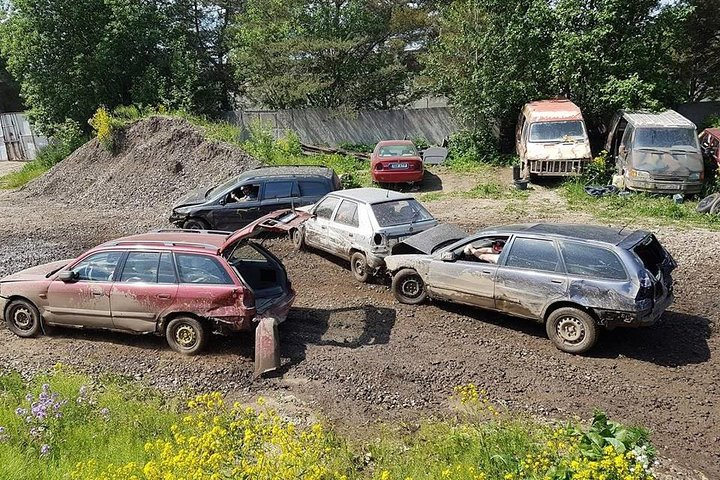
[350,252,370,283]
[166,316,207,355]
[696,193,720,213]
[710,196,720,215]
[183,218,209,230]
[545,307,598,354]
[392,268,427,305]
[290,227,305,251]
[5,299,42,338]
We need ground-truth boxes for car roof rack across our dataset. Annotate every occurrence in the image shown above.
[102,240,218,251]
[152,229,231,235]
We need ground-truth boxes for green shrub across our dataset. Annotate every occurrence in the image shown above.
[581,150,615,185]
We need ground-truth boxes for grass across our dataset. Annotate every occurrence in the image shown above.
[0,372,657,480]
[0,139,84,189]
[562,181,720,230]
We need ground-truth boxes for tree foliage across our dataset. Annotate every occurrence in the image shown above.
[229,0,430,109]
[422,0,717,148]
[0,0,237,132]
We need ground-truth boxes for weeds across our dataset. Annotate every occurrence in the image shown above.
[563,181,720,230]
[0,372,658,480]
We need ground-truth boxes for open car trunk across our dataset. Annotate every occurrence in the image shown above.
[625,233,676,306]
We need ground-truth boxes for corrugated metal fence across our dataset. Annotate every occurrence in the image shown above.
[223,107,461,147]
[0,112,48,161]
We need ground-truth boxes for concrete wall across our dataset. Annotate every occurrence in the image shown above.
[223,107,461,147]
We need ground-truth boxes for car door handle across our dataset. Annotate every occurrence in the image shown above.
[481,270,493,275]
[320,226,327,229]
[348,233,354,237]
[91,290,104,296]
[550,279,564,284]
[157,294,171,300]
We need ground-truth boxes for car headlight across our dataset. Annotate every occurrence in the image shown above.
[629,169,650,179]
[688,172,702,181]
[173,206,192,215]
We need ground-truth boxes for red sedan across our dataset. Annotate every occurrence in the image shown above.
[371,140,424,186]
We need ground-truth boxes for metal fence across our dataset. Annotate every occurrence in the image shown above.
[223,107,461,147]
[0,112,48,162]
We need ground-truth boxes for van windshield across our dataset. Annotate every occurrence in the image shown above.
[634,128,699,150]
[529,121,585,143]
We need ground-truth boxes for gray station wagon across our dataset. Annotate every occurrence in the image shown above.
[385,223,676,353]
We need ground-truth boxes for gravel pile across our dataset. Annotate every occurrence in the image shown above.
[23,116,260,213]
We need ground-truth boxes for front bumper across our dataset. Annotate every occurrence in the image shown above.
[372,169,424,183]
[625,177,703,194]
[526,158,589,176]
[168,212,189,226]
[597,293,674,328]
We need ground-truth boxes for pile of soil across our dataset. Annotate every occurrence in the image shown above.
[24,116,260,213]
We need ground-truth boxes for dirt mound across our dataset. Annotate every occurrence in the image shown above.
[24,116,260,213]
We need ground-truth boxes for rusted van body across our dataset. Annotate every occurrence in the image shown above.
[516,99,592,178]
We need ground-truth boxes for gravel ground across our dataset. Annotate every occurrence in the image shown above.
[0,124,716,478]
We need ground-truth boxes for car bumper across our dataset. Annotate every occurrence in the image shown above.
[625,178,703,194]
[257,287,296,324]
[372,170,424,183]
[168,212,188,226]
[597,293,674,328]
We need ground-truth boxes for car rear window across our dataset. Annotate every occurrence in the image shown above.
[378,145,417,157]
[371,199,432,227]
[560,242,626,280]
[505,238,559,272]
[263,181,295,199]
[175,254,233,285]
[632,235,666,276]
[299,180,330,197]
[120,252,161,283]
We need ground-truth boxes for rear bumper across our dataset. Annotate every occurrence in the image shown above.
[372,169,424,183]
[597,293,674,328]
[625,177,702,194]
[257,288,296,324]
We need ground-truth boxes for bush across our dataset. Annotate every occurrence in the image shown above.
[581,150,615,185]
[88,107,125,152]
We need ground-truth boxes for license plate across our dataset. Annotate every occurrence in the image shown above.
[390,163,408,169]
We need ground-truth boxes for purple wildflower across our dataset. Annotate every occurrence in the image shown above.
[15,407,26,416]
[39,444,51,457]
[99,407,110,419]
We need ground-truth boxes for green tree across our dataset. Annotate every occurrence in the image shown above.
[0,0,239,131]
[229,0,429,109]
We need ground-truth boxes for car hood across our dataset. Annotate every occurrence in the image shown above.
[525,140,591,161]
[173,186,210,208]
[219,209,311,255]
[630,149,703,175]
[0,260,71,283]
[391,223,468,255]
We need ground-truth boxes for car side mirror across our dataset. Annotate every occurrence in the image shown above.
[58,270,78,282]
[618,146,626,157]
[219,198,226,206]
[440,251,456,262]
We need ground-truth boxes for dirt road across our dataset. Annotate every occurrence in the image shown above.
[0,174,717,478]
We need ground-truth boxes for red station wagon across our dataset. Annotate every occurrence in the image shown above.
[700,127,720,168]
[0,221,297,355]
[371,140,424,186]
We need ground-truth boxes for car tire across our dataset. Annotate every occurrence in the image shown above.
[545,307,598,354]
[391,268,427,305]
[350,251,370,283]
[710,196,720,215]
[166,316,207,355]
[5,299,42,338]
[183,218,209,230]
[696,193,720,213]
[290,227,305,251]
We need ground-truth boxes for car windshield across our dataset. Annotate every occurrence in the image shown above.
[206,176,240,198]
[378,145,418,157]
[371,199,433,227]
[529,121,585,143]
[634,128,699,150]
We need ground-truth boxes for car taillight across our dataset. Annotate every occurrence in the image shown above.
[636,271,654,309]
[240,286,255,308]
[375,163,384,170]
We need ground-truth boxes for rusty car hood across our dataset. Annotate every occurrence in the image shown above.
[0,260,71,283]
[630,148,703,174]
[219,209,311,255]
[525,141,591,161]
[390,223,468,255]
